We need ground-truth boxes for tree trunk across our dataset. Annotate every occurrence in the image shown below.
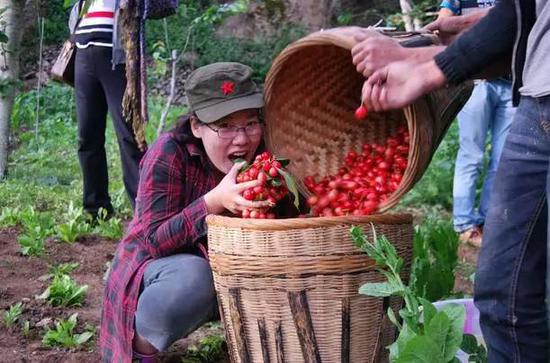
[285,0,340,30]
[0,0,26,179]
[399,0,415,31]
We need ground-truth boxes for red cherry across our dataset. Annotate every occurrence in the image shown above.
[307,195,319,206]
[243,189,254,200]
[269,167,278,177]
[355,105,368,120]
[257,171,268,184]
[248,167,259,179]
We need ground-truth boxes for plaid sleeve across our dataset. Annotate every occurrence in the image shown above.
[440,0,461,13]
[136,136,209,259]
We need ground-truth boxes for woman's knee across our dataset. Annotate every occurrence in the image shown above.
[137,255,216,328]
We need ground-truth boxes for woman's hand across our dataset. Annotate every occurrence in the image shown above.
[204,162,272,215]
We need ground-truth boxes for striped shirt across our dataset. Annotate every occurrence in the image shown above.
[75,0,116,48]
[440,0,495,15]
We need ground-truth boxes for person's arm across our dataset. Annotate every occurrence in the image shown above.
[438,8,455,18]
[434,0,516,84]
[137,140,211,259]
[426,7,492,45]
[137,139,268,259]
[68,2,81,35]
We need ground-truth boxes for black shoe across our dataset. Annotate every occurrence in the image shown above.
[87,206,115,226]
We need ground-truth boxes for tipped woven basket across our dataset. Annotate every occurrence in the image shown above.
[207,214,414,363]
[264,27,472,212]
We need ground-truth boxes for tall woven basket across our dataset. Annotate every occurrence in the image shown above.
[207,215,414,363]
[264,27,472,212]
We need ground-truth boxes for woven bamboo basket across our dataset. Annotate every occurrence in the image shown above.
[264,27,473,212]
[207,214,414,363]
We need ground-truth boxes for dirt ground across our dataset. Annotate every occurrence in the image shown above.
[0,221,477,363]
[0,227,227,363]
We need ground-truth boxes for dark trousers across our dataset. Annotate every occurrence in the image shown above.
[75,46,145,214]
[474,95,550,362]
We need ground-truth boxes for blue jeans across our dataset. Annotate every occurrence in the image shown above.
[453,79,516,232]
[474,95,550,362]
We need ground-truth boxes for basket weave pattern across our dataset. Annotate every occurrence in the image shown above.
[207,215,414,363]
[264,27,472,213]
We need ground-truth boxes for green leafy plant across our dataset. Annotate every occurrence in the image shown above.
[411,217,459,301]
[3,302,24,328]
[336,11,354,25]
[351,225,465,362]
[182,334,227,363]
[400,123,459,208]
[47,262,80,279]
[56,202,91,243]
[42,313,95,348]
[18,225,48,256]
[92,208,124,240]
[22,320,31,337]
[460,334,488,363]
[38,274,88,307]
[0,206,20,227]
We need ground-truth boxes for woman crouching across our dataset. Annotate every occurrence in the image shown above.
[99,62,294,362]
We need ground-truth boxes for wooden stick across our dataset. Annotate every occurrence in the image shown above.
[216,292,238,363]
[275,321,285,363]
[228,288,250,363]
[341,297,351,363]
[258,318,271,363]
[288,291,321,363]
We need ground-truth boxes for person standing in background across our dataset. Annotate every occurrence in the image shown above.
[69,0,145,220]
[439,0,516,247]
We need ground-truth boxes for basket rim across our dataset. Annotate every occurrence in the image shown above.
[206,213,413,230]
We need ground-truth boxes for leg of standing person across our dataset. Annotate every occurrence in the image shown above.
[453,81,492,239]
[474,95,550,362]
[96,47,145,211]
[75,47,113,217]
[478,79,515,226]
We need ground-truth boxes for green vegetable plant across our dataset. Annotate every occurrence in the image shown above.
[18,225,48,256]
[42,313,95,348]
[182,334,227,363]
[56,202,91,243]
[37,274,88,307]
[47,262,80,279]
[411,217,459,302]
[3,302,24,328]
[92,208,124,240]
[351,225,466,363]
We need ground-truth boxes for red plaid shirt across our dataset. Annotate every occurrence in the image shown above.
[99,133,223,362]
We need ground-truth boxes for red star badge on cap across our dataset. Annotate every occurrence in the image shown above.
[221,81,235,96]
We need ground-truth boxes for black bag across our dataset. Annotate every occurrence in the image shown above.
[144,0,179,19]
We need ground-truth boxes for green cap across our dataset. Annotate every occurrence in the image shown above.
[184,62,264,123]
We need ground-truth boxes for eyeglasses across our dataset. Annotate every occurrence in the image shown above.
[205,121,263,139]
